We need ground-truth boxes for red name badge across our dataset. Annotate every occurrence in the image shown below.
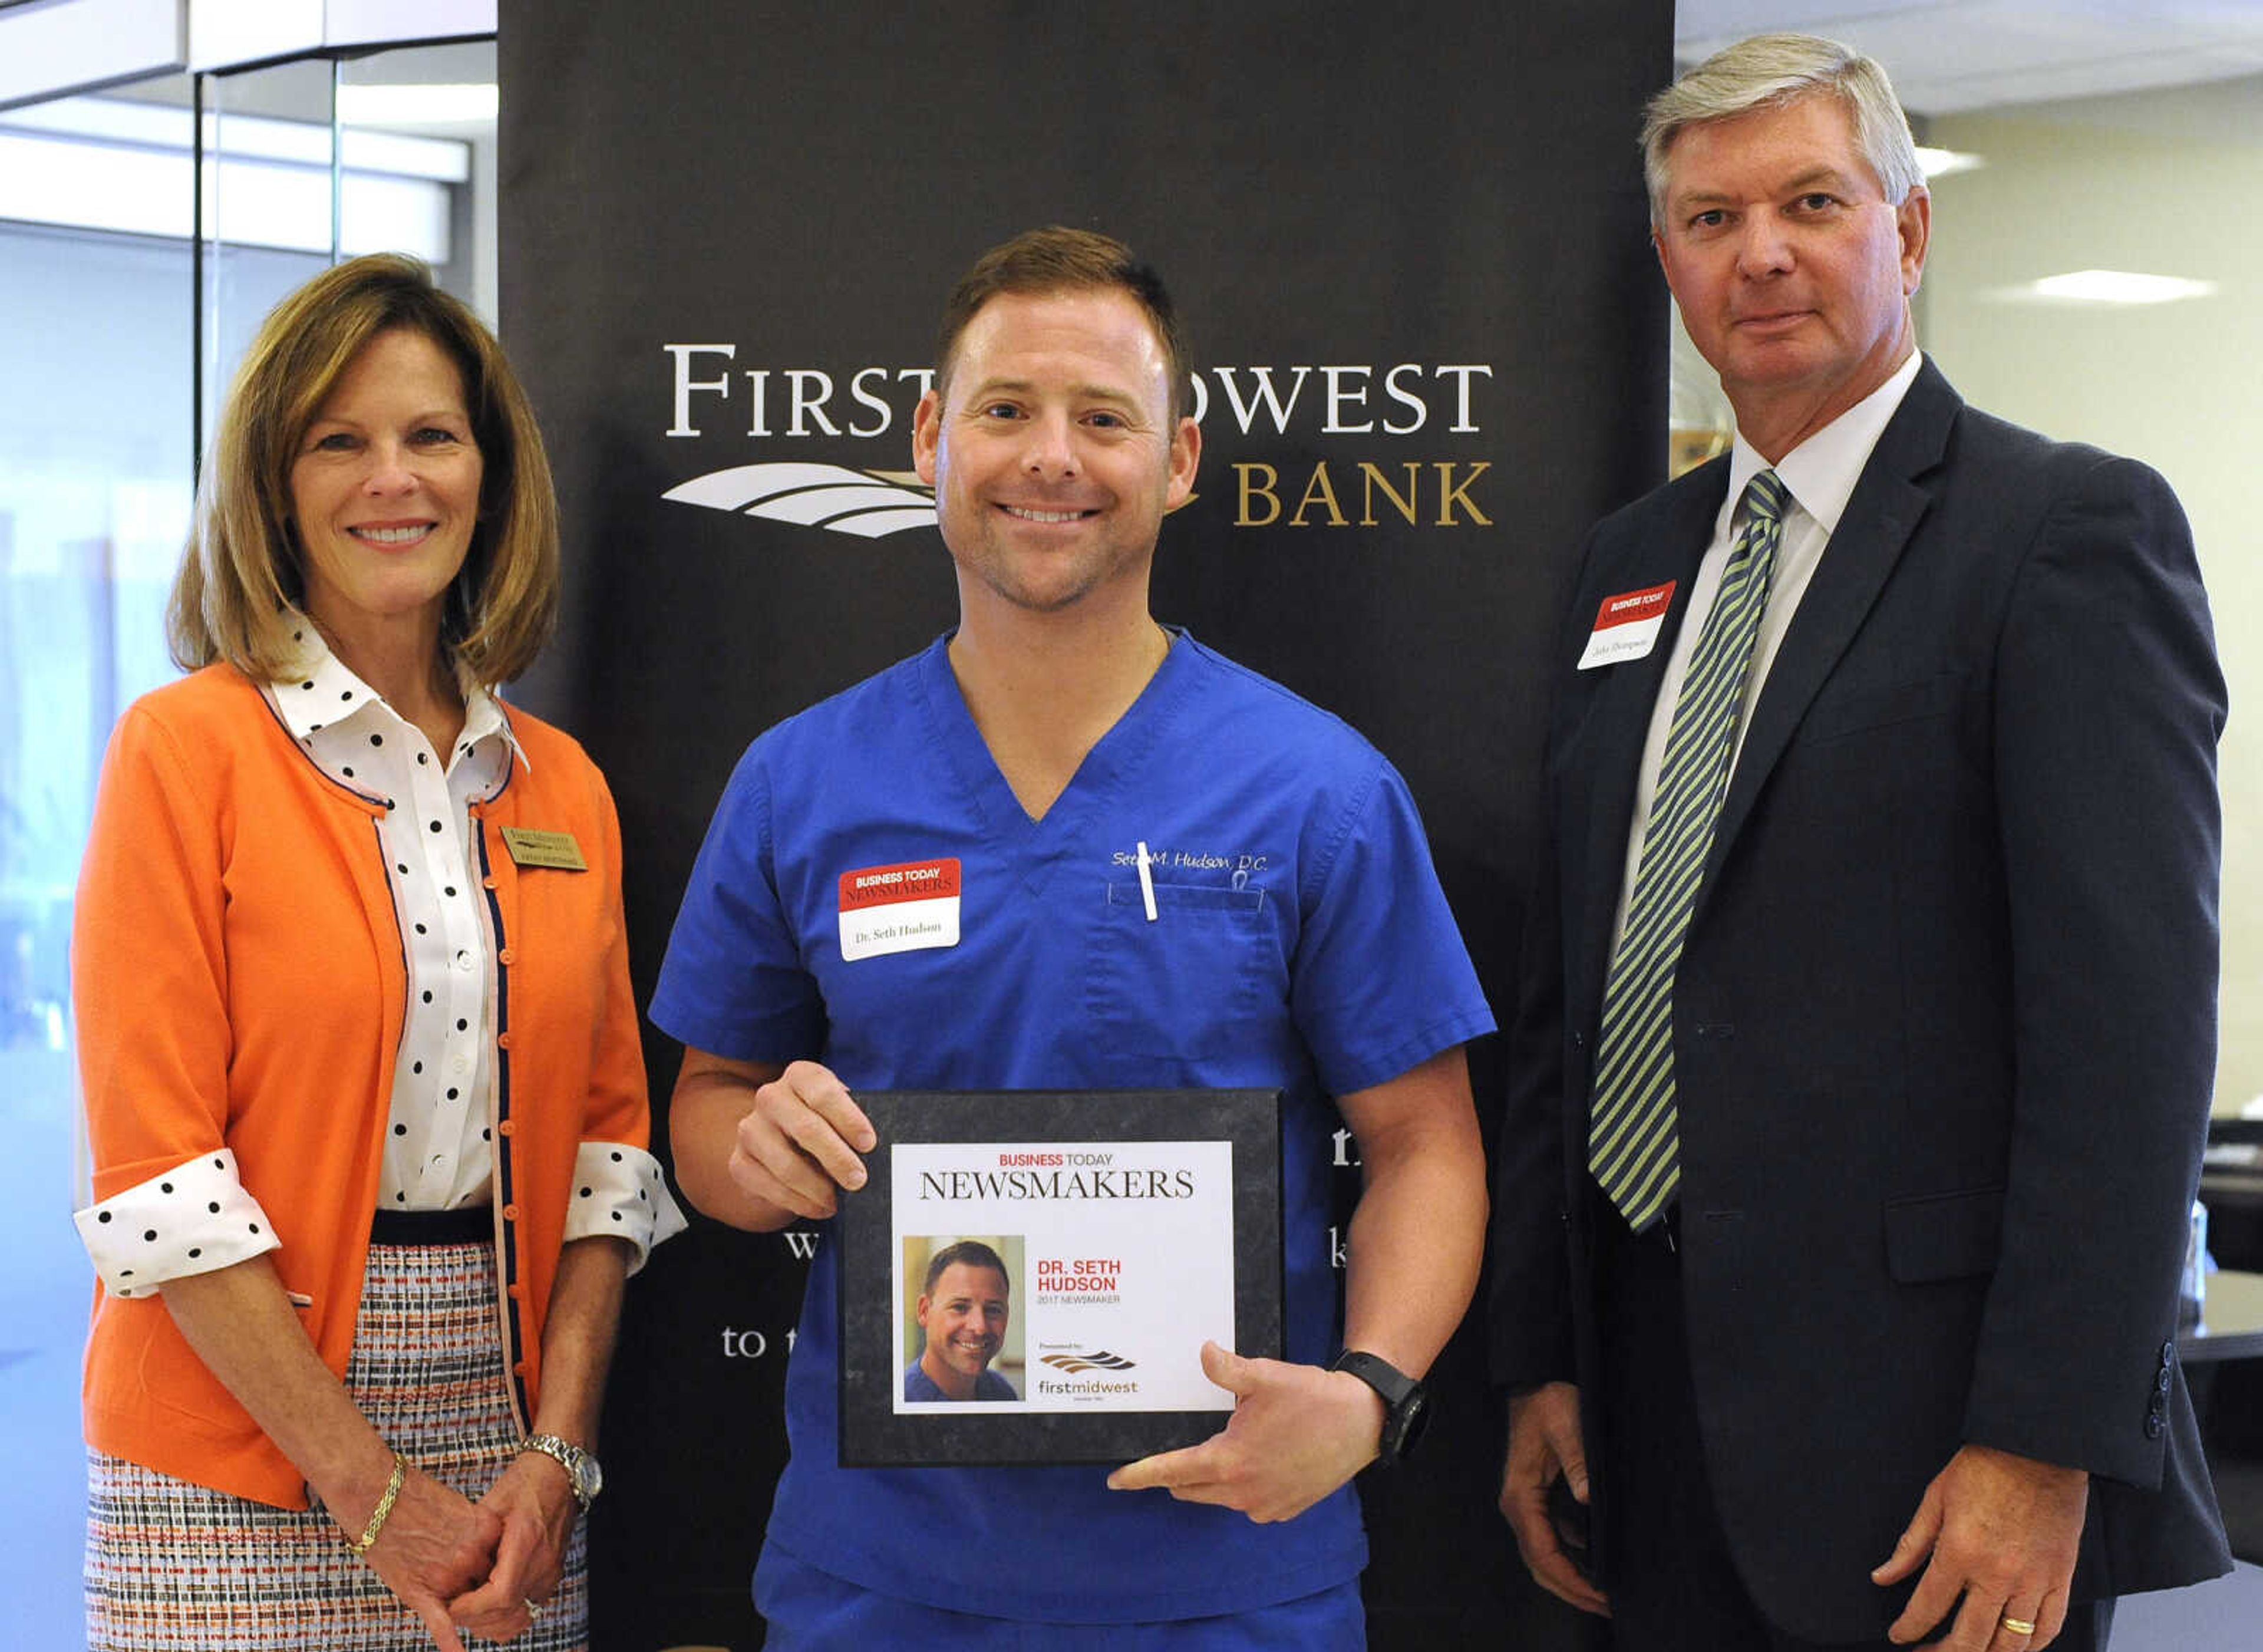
[1578,580,1675,671]
[839,858,962,910]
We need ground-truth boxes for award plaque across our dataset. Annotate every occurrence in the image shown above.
[836,1089,1282,1467]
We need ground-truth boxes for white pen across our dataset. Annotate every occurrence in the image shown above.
[1134,840,1159,922]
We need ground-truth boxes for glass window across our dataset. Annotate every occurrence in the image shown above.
[0,39,493,1635]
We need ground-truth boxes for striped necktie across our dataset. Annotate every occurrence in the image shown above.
[1588,469,1790,1230]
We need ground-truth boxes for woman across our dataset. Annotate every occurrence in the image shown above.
[72,254,682,1648]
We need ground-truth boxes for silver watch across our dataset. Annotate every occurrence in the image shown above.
[519,1434,602,1512]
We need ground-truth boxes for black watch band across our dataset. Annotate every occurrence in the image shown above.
[1330,1349,1430,1467]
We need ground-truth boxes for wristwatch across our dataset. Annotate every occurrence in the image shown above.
[1329,1350,1430,1467]
[519,1434,603,1512]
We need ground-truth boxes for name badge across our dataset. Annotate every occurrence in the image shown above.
[840,858,962,961]
[1576,581,1676,671]
[499,826,588,870]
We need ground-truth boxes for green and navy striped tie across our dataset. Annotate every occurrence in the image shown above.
[1589,469,1789,1230]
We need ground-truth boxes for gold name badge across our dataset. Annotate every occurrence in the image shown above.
[499,826,589,871]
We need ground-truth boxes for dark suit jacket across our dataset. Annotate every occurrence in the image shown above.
[1488,360,2231,1641]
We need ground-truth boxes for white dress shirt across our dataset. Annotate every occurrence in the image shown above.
[1610,349,1925,951]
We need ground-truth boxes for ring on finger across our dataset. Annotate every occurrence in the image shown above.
[1999,1614,2037,1637]
[524,1597,546,1622]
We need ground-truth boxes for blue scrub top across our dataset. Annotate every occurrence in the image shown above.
[904,1362,1021,1403]
[653,631,1492,1623]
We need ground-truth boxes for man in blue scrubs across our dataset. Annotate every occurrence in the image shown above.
[655,226,1492,1647]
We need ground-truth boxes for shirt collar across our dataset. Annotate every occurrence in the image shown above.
[267,615,527,774]
[1720,348,1925,538]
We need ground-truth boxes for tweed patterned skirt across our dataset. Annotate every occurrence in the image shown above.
[85,1238,588,1650]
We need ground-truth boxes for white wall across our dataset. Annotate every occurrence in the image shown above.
[1922,77,2263,1113]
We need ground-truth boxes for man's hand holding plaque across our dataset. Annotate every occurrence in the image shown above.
[1107,1342,1385,1522]
[718,1057,876,1223]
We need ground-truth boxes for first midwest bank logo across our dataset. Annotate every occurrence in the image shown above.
[1040,1351,1139,1373]
[658,344,1498,538]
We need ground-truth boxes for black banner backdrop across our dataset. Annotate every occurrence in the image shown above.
[500,4,1668,1646]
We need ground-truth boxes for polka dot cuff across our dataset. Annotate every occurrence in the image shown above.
[564,1142,688,1275]
[74,1148,280,1299]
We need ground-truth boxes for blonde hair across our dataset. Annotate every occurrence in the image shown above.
[168,253,559,685]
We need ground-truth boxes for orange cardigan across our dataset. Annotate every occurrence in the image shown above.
[76,664,651,1508]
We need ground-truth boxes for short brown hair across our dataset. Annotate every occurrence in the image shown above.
[167,253,560,685]
[934,226,1193,423]
[922,1239,1010,1296]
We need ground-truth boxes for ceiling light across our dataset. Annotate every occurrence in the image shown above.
[2017,271,2218,306]
[335,83,497,127]
[1914,146,1982,179]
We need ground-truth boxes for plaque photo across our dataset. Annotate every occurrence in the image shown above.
[836,1089,1282,1467]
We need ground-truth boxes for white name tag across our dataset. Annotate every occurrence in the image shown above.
[1577,580,1676,671]
[839,858,962,961]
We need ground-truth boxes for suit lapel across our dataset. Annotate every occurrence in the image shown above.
[1700,362,1961,900]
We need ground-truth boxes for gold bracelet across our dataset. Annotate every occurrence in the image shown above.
[348,1450,408,1555]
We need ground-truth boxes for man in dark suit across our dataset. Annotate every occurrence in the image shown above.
[1488,32,2229,1652]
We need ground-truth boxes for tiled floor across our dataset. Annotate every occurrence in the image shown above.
[2119,1559,2263,1647]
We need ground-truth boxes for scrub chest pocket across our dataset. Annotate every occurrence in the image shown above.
[1086,882,1274,1061]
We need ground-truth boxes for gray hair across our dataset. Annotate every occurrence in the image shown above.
[1641,32,1923,226]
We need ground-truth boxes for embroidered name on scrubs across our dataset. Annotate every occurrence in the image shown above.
[839,858,962,960]
[1577,580,1676,671]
